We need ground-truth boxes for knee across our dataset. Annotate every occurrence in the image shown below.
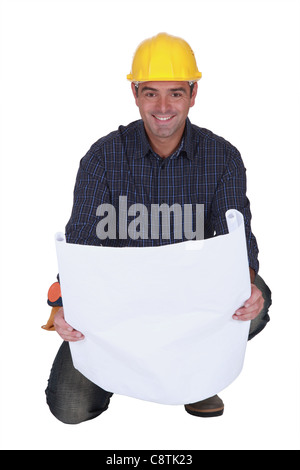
[45,388,111,425]
[49,409,107,425]
[47,390,108,424]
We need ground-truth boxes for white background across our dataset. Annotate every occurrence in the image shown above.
[1,0,299,450]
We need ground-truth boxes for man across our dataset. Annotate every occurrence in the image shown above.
[44,33,271,423]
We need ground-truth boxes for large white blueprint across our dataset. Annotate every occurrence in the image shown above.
[55,209,251,405]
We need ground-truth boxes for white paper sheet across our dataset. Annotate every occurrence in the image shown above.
[55,209,251,405]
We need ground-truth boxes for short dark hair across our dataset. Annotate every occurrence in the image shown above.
[189,82,195,97]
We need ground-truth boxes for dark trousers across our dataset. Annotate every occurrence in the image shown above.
[45,274,271,424]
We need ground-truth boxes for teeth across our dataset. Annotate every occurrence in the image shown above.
[154,115,173,121]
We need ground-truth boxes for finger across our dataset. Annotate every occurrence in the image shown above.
[235,285,263,313]
[53,307,84,341]
[54,314,72,330]
[233,312,255,321]
[61,333,85,342]
[244,294,260,309]
[243,284,261,308]
[235,302,259,316]
[54,321,85,341]
[57,330,85,342]
[54,313,77,334]
[239,295,264,314]
[233,300,264,321]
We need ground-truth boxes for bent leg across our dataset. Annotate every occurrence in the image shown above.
[45,341,113,424]
[248,274,272,341]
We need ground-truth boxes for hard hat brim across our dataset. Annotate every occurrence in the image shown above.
[126,73,202,82]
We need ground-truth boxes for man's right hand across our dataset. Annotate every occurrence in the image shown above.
[53,307,85,342]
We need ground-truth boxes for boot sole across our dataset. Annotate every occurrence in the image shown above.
[185,406,224,418]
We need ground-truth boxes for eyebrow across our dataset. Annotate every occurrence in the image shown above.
[169,87,188,94]
[141,86,188,94]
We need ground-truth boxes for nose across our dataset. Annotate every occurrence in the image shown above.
[157,95,170,114]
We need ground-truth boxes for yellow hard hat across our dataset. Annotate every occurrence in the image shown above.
[127,32,202,83]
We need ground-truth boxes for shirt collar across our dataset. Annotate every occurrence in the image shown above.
[135,118,194,161]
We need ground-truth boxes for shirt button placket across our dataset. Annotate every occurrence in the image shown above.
[158,159,169,242]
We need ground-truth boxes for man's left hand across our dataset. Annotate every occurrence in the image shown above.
[233,284,264,321]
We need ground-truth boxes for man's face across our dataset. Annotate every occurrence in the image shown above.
[132,81,197,145]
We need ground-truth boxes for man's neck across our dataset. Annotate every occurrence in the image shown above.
[147,128,185,159]
[149,138,181,158]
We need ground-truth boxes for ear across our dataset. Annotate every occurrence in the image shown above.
[190,82,198,108]
[131,82,139,106]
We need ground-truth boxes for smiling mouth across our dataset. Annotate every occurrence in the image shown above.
[153,115,175,122]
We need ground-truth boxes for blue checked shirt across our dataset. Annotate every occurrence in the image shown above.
[65,118,259,273]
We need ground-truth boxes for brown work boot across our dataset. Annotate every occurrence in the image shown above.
[184,395,224,417]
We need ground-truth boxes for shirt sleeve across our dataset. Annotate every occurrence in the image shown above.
[211,147,259,274]
[65,148,111,246]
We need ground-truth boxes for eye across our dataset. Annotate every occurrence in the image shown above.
[172,93,183,98]
[145,92,157,98]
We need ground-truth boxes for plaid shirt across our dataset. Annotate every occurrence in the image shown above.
[65,118,259,273]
